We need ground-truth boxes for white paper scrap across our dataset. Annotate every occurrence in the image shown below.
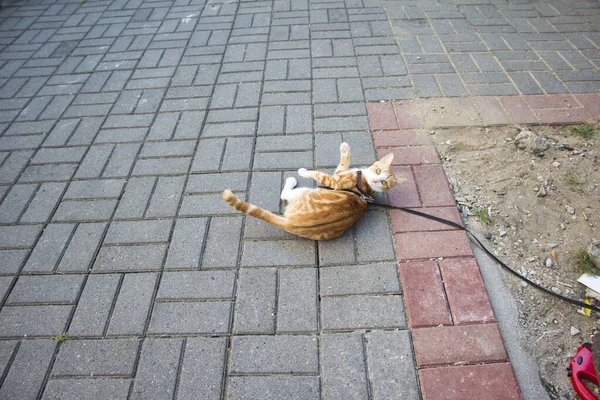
[578,274,600,293]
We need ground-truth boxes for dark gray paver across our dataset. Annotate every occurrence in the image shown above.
[0,305,72,337]
[7,275,85,305]
[321,295,407,331]
[42,379,131,400]
[365,330,420,399]
[277,267,318,333]
[130,338,182,400]
[157,270,236,300]
[230,335,319,374]
[0,340,56,400]
[69,274,121,337]
[227,376,320,400]
[177,337,227,400]
[107,273,158,336]
[52,339,139,377]
[321,332,369,400]
[234,268,276,334]
[320,262,401,296]
[148,301,232,335]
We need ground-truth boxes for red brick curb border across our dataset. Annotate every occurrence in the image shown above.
[368,94,599,399]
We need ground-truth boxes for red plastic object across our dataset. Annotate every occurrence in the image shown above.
[568,343,600,400]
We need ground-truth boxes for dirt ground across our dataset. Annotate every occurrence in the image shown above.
[432,124,599,399]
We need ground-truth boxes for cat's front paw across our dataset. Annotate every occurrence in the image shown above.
[340,142,350,155]
[298,168,309,178]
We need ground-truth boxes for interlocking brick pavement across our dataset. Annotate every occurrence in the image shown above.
[0,0,599,397]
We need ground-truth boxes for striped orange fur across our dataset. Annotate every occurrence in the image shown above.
[223,142,404,240]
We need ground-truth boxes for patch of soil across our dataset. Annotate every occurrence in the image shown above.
[432,124,599,399]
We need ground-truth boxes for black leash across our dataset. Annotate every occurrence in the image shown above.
[370,202,600,314]
[317,175,600,313]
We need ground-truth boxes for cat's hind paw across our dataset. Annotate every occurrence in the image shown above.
[298,168,309,178]
[340,142,350,155]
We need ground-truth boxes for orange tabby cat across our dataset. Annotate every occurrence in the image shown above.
[223,142,404,240]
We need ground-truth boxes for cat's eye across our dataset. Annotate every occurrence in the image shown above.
[382,180,388,186]
[375,168,381,174]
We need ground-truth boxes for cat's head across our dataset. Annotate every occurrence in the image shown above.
[364,153,406,192]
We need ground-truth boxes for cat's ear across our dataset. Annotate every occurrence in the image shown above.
[379,153,394,167]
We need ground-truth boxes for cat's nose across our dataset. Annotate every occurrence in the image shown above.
[372,179,377,183]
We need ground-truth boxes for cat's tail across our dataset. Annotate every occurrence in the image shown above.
[223,190,288,230]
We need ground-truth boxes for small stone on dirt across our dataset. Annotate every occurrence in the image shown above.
[514,130,550,155]
[566,206,575,215]
[548,243,558,249]
[570,326,581,336]
[537,187,547,197]
[546,258,554,268]
[552,161,561,167]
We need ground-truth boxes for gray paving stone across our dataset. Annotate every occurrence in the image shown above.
[69,274,121,337]
[57,222,107,272]
[202,216,243,268]
[7,275,85,305]
[254,150,313,170]
[227,376,320,400]
[0,275,14,304]
[19,163,78,183]
[93,244,167,272]
[20,182,67,223]
[234,268,276,334]
[23,223,75,273]
[107,272,158,336]
[203,121,256,137]
[177,337,227,400]
[180,193,240,216]
[243,217,298,240]
[105,220,172,245]
[277,268,318,332]
[52,339,140,377]
[0,340,17,381]
[42,379,131,400]
[64,179,126,200]
[247,171,282,213]
[0,250,28,274]
[0,340,56,400]
[365,330,419,399]
[146,175,186,217]
[318,229,356,265]
[320,262,401,296]
[163,217,207,269]
[148,301,232,334]
[256,135,312,152]
[53,199,118,222]
[412,74,443,97]
[355,210,396,263]
[242,240,316,267]
[191,138,225,172]
[0,151,33,185]
[158,271,236,300]
[230,335,318,374]
[0,305,72,337]
[187,172,249,193]
[132,157,192,176]
[321,295,407,331]
[0,183,37,223]
[221,137,254,171]
[321,332,369,400]
[113,177,154,219]
[131,338,182,400]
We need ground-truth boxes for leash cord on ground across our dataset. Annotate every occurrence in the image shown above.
[370,202,600,314]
